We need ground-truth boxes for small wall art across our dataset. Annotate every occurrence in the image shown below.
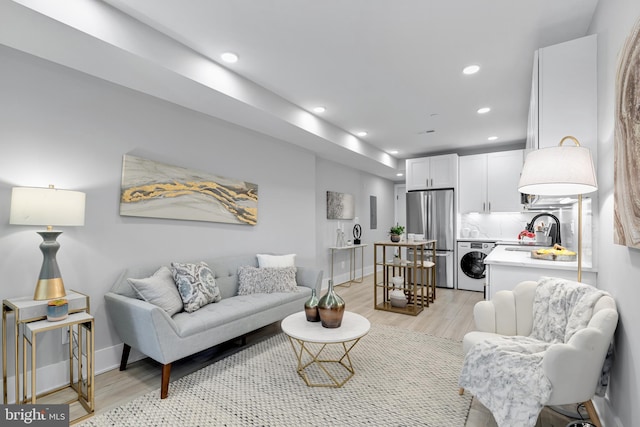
[326,191,354,220]
[370,195,377,229]
[614,15,640,248]
[120,155,258,225]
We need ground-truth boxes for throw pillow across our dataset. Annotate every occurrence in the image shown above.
[237,266,298,295]
[256,253,296,268]
[127,266,183,316]
[170,262,222,313]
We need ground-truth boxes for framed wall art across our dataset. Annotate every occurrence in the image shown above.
[614,16,640,248]
[326,191,354,220]
[120,155,258,225]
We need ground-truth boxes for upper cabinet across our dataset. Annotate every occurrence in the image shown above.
[526,35,597,159]
[459,150,524,213]
[406,154,459,191]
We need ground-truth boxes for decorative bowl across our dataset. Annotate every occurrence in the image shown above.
[47,299,68,322]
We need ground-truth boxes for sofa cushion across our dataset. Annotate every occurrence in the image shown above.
[256,253,296,268]
[171,288,310,337]
[171,262,222,313]
[127,266,183,316]
[237,266,298,295]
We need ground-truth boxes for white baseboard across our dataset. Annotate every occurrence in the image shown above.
[322,266,374,290]
[595,395,624,427]
[1,343,146,404]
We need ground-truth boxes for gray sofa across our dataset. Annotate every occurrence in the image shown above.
[104,254,322,398]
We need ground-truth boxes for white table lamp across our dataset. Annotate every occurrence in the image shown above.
[10,185,86,300]
[518,136,597,281]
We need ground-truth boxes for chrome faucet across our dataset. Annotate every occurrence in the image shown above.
[526,213,561,246]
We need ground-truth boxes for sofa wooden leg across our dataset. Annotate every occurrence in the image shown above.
[459,387,465,395]
[120,344,131,371]
[161,363,172,399]
[583,400,602,427]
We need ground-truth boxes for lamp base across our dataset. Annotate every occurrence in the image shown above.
[34,230,67,300]
[34,277,66,301]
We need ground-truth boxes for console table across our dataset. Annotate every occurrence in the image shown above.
[373,240,436,315]
[329,243,367,287]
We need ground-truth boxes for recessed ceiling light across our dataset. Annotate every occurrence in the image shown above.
[221,52,239,63]
[356,131,368,137]
[463,65,480,75]
[389,150,399,154]
[488,136,498,141]
[312,106,326,113]
[396,173,404,177]
[477,107,491,114]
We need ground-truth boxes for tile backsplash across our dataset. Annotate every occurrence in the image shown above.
[458,199,593,265]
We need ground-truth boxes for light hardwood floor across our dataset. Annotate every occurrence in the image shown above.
[80,274,573,426]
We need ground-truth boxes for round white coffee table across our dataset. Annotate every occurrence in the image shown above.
[281,311,370,387]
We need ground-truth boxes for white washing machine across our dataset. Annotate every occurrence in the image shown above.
[457,241,496,292]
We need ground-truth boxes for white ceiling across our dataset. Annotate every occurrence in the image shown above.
[4,0,599,181]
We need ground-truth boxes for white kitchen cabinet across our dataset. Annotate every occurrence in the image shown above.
[459,150,523,213]
[486,263,597,300]
[526,35,597,159]
[405,154,458,191]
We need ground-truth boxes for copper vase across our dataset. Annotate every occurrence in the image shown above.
[304,288,320,322]
[317,280,345,328]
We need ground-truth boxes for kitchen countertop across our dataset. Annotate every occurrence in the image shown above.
[484,245,596,272]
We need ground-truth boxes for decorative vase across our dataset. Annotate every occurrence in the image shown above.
[390,234,401,242]
[47,298,68,322]
[317,280,345,328]
[389,289,408,308]
[304,288,320,322]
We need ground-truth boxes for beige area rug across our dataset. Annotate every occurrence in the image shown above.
[79,324,472,426]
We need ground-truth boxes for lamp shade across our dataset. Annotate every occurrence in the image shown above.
[10,186,86,227]
[518,145,598,196]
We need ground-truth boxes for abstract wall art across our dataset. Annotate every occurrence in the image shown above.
[120,155,258,225]
[326,191,354,220]
[614,15,640,248]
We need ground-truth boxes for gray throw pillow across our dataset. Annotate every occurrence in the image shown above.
[128,266,183,316]
[237,266,298,295]
[170,262,222,313]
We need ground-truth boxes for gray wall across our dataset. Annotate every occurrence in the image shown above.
[589,2,640,426]
[315,157,395,287]
[0,45,393,374]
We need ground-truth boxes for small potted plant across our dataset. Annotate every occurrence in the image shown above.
[389,225,405,242]
[47,298,68,322]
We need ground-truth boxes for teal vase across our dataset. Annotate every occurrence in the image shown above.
[304,288,320,322]
[317,280,345,328]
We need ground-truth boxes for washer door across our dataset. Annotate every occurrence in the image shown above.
[460,251,487,279]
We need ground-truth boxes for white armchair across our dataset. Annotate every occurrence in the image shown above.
[460,280,618,427]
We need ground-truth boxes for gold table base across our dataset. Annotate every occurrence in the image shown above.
[286,336,363,387]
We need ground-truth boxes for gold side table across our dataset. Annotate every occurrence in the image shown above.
[23,312,95,424]
[281,311,370,387]
[2,291,90,405]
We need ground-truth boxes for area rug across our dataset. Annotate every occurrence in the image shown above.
[79,324,472,426]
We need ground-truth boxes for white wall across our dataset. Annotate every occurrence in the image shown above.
[0,45,395,393]
[589,2,640,426]
[315,157,395,287]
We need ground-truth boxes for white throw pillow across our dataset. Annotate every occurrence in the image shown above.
[256,253,296,268]
[128,266,183,316]
[237,266,298,295]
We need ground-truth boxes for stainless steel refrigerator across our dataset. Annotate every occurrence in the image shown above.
[406,189,455,288]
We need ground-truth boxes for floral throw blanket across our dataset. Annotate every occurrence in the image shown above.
[458,277,609,427]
